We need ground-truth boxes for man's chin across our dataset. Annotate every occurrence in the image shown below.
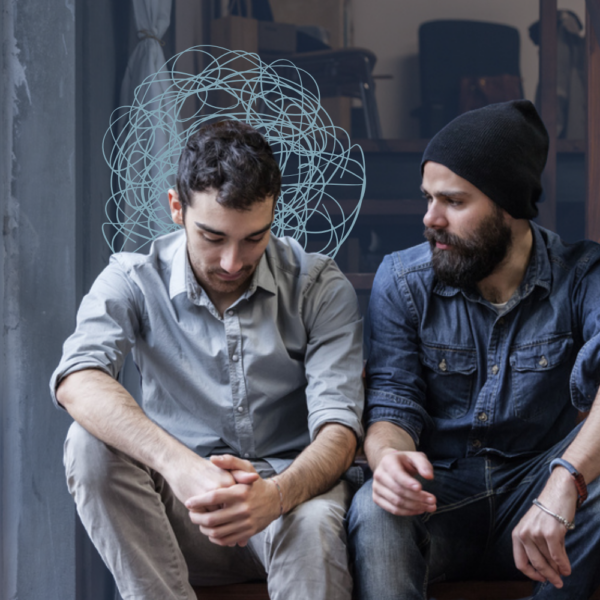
[207,272,252,294]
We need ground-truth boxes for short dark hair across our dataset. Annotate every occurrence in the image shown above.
[176,120,281,212]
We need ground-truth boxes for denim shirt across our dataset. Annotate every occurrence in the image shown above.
[365,223,600,461]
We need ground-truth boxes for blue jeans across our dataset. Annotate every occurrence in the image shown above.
[347,425,600,600]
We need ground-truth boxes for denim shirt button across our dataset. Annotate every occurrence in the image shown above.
[478,412,488,422]
[439,358,448,372]
[491,365,499,375]
[538,355,548,368]
[472,439,482,448]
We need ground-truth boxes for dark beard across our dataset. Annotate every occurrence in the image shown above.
[424,206,513,290]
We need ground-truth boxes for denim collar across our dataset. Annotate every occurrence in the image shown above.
[432,222,552,305]
[169,233,278,304]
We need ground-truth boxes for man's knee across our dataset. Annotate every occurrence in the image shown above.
[267,481,350,562]
[290,482,348,537]
[64,421,136,498]
[348,479,418,550]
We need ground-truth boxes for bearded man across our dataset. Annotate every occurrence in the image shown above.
[348,100,600,599]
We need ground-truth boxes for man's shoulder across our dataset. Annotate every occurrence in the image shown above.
[536,225,600,275]
[109,230,184,275]
[379,242,434,282]
[267,235,341,285]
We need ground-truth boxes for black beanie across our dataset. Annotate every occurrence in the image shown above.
[421,100,549,219]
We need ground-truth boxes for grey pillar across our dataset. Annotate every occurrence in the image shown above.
[1,0,77,598]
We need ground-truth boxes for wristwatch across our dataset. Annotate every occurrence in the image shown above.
[549,457,588,508]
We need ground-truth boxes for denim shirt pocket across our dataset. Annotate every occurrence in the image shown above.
[420,345,477,419]
[509,335,574,421]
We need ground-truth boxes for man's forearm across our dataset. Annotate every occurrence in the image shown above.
[275,423,357,513]
[57,369,197,474]
[364,421,417,472]
[558,393,600,485]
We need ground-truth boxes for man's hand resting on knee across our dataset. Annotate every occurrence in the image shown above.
[185,455,281,548]
[365,422,437,516]
[512,464,578,589]
[372,449,437,516]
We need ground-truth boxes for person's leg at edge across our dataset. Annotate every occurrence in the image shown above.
[250,480,353,600]
[347,479,429,600]
[64,422,266,600]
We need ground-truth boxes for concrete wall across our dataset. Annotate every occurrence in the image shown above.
[1,0,77,598]
[353,0,586,138]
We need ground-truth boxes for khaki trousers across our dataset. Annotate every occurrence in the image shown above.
[64,422,353,600]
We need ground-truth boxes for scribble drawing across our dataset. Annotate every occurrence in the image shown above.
[103,46,366,257]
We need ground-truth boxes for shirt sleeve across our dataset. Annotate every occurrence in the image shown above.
[301,259,365,443]
[49,258,143,408]
[364,254,432,447]
[570,246,600,411]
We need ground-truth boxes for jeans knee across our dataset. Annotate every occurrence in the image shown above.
[348,480,418,553]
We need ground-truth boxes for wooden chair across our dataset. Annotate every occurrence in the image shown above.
[194,583,269,599]
[195,581,600,599]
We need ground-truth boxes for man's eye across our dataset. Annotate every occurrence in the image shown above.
[203,235,223,244]
[246,236,264,244]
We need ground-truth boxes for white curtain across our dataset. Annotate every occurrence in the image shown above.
[118,0,180,254]
[117,0,177,415]
[120,0,173,112]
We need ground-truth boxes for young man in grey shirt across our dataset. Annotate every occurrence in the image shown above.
[51,121,363,600]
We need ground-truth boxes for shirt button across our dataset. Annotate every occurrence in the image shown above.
[498,318,505,326]
[538,355,548,368]
[478,412,488,422]
[439,358,448,372]
[237,406,244,413]
[227,309,235,316]
[231,354,239,362]
[491,365,499,375]
[472,439,482,448]
[244,452,250,458]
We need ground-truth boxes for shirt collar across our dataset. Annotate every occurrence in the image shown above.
[169,236,188,300]
[246,239,278,297]
[432,221,552,301]
[168,234,278,303]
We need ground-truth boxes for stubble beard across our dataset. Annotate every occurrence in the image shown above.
[424,206,513,290]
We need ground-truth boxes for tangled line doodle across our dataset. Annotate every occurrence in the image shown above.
[103,46,366,257]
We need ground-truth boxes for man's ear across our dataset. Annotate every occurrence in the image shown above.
[168,189,184,226]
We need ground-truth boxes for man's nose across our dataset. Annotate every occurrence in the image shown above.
[423,200,447,229]
[220,245,244,274]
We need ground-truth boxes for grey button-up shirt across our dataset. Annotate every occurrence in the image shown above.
[50,231,364,472]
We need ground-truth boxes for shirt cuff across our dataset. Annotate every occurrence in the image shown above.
[308,408,364,445]
[49,361,113,409]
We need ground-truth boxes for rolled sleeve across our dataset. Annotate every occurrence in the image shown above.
[49,258,142,408]
[570,250,600,410]
[365,254,432,446]
[302,260,364,443]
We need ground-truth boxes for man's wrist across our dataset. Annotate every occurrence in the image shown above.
[270,477,284,517]
[549,458,588,508]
